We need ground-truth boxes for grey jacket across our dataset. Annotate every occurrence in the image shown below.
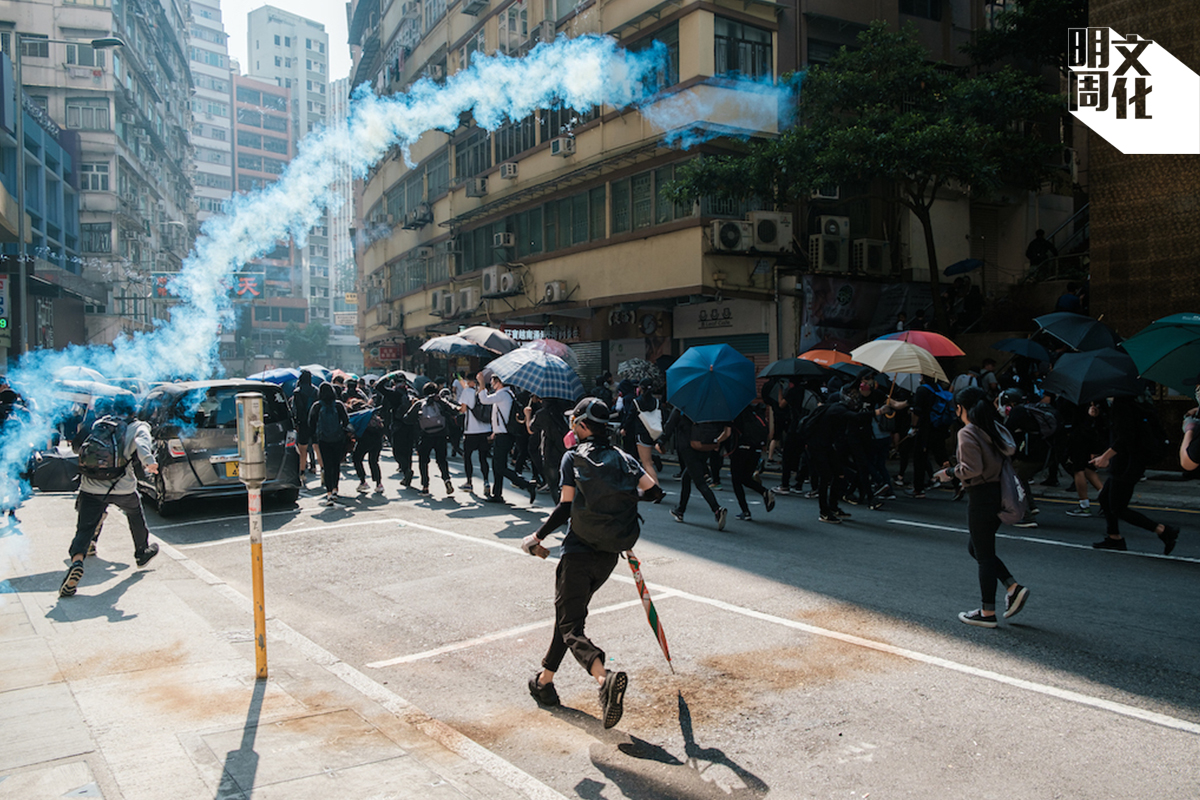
[952,422,1016,487]
[80,419,157,496]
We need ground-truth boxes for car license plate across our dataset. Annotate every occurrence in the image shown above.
[225,462,240,478]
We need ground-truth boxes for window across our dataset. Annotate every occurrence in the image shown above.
[20,34,49,58]
[262,114,287,132]
[81,222,112,252]
[306,38,312,49]
[236,86,261,105]
[714,18,773,79]
[237,108,262,126]
[262,135,288,154]
[285,57,292,68]
[262,157,286,175]
[427,150,450,197]
[66,44,107,67]
[455,129,491,179]
[274,35,281,45]
[495,115,537,162]
[610,178,630,234]
[284,36,291,47]
[306,59,312,71]
[238,175,272,192]
[319,43,325,54]
[66,97,110,130]
[262,92,286,111]
[274,56,281,66]
[540,106,596,142]
[900,0,943,21]
[211,127,226,141]
[237,130,263,149]
[238,153,263,171]
[81,163,110,190]
[631,22,679,91]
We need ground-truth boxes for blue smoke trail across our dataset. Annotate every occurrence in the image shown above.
[0,34,793,513]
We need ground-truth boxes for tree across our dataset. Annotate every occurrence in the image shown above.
[284,321,330,364]
[667,21,1062,328]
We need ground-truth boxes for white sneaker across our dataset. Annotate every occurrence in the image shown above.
[374,483,384,494]
[460,481,474,492]
[356,482,369,493]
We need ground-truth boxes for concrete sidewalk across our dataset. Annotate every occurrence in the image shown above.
[0,499,564,800]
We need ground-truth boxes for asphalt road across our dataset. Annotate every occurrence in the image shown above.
[44,455,1200,799]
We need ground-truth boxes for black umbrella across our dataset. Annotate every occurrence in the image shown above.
[1041,348,1143,404]
[991,338,1051,362]
[1034,312,1121,352]
[758,358,832,380]
[830,361,876,380]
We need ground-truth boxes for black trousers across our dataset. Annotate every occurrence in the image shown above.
[71,491,150,560]
[491,433,533,499]
[677,446,720,514]
[542,549,620,674]
[1099,457,1159,538]
[353,430,384,484]
[318,441,346,494]
[416,433,450,486]
[966,482,1013,611]
[391,426,414,481]
[810,452,843,516]
[462,432,491,484]
[730,447,767,514]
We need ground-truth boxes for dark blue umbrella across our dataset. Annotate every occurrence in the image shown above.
[667,344,756,423]
[299,364,333,383]
[943,258,983,276]
[991,338,1051,363]
[248,367,301,385]
[487,349,583,400]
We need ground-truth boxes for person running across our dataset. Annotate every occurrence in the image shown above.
[477,373,538,505]
[348,398,386,494]
[405,382,459,497]
[378,376,417,488]
[1091,395,1180,554]
[60,394,160,598]
[658,408,728,530]
[934,386,1030,628]
[457,375,492,495]
[521,397,663,729]
[728,400,775,521]
[308,382,351,506]
[1065,400,1106,517]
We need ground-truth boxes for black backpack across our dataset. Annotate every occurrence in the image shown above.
[1136,400,1171,461]
[568,442,642,553]
[796,404,829,442]
[738,405,769,449]
[418,398,447,433]
[78,416,130,480]
[469,397,491,425]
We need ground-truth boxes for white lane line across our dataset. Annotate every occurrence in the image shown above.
[367,593,678,669]
[888,518,1200,564]
[153,509,300,530]
[176,518,395,549]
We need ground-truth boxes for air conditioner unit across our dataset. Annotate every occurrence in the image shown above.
[461,0,487,14]
[748,211,793,252]
[819,215,850,240]
[538,20,555,42]
[402,1,421,20]
[423,64,443,81]
[415,246,434,258]
[481,264,507,297]
[810,185,840,201]
[852,238,889,275]
[549,137,575,157]
[499,270,521,295]
[493,231,515,248]
[809,234,849,273]
[498,162,518,179]
[120,112,136,124]
[466,177,488,197]
[711,220,754,252]
[458,287,480,315]
[544,280,568,303]
[430,288,446,316]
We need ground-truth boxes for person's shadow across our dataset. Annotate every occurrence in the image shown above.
[42,561,148,623]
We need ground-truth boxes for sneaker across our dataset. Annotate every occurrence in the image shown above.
[460,481,474,493]
[670,508,684,523]
[715,507,728,531]
[804,490,820,500]
[401,476,413,489]
[1093,536,1127,551]
[1030,506,1041,516]
[764,489,776,512]
[842,495,861,506]
[528,484,538,505]
[374,483,384,494]
[528,673,561,707]
[909,491,926,499]
[59,560,85,598]
[869,500,884,511]
[484,495,507,504]
[1159,524,1180,556]
[445,479,455,495]
[1066,506,1096,517]
[893,476,907,487]
[958,609,998,628]
[356,481,370,494]
[775,485,791,495]
[1004,585,1030,619]
[735,511,752,521]
[135,543,160,568]
[87,539,98,558]
[418,485,430,495]
[834,508,852,518]
[818,513,841,524]
[598,670,628,729]
[1012,516,1039,529]
[709,483,723,491]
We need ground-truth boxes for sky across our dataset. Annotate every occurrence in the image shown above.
[222,0,354,82]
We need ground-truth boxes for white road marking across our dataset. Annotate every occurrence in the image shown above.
[176,518,392,549]
[888,518,1200,564]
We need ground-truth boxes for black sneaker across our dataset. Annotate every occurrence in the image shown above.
[528,483,538,505]
[59,560,85,597]
[1012,516,1038,529]
[1093,536,1127,551]
[670,508,684,523]
[775,485,791,495]
[818,513,841,524]
[868,500,884,511]
[528,673,560,707]
[484,495,507,504]
[135,543,160,567]
[1004,585,1030,619]
[735,511,752,521]
[842,495,860,506]
[599,670,628,729]
[834,508,852,518]
[715,507,728,531]
[445,479,455,495]
[764,489,776,512]
[1159,524,1180,556]
[958,609,998,628]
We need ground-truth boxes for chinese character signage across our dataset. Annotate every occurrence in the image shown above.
[344,292,358,305]
[1068,28,1200,154]
[151,273,177,298]
[378,345,401,360]
[227,272,265,300]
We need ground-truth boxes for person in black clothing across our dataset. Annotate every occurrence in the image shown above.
[1064,400,1107,517]
[908,378,952,499]
[1025,228,1058,272]
[521,397,662,729]
[404,382,459,497]
[728,401,775,520]
[777,381,816,495]
[378,377,417,487]
[529,395,571,492]
[658,408,728,530]
[478,373,538,505]
[802,394,854,523]
[836,386,886,511]
[996,388,1044,527]
[1091,396,1180,554]
[441,385,463,458]
[292,371,321,477]
[348,397,386,494]
[307,382,351,506]
[510,388,533,476]
[614,379,639,455]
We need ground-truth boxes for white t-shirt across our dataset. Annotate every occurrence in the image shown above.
[460,386,492,435]
[478,386,515,434]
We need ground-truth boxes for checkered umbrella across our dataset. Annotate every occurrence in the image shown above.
[487,349,583,400]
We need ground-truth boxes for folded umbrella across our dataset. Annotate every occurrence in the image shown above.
[1119,312,1200,394]
[758,358,831,380]
[849,340,949,383]
[458,325,519,355]
[991,338,1051,363]
[1034,312,1121,352]
[666,344,756,423]
[487,349,583,400]
[1042,348,1143,404]
[878,330,965,358]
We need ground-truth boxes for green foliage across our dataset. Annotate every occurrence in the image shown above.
[284,321,330,364]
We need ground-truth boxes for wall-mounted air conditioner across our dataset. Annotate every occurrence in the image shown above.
[466,177,488,197]
[458,287,480,315]
[809,235,849,273]
[544,280,568,303]
[441,290,458,317]
[819,215,850,240]
[852,238,889,274]
[538,20,555,42]
[415,246,434,259]
[711,220,753,252]
[481,264,509,297]
[810,185,840,201]
[493,231,515,248]
[499,162,518,179]
[423,64,443,81]
[120,112,136,124]
[549,137,575,157]
[430,288,446,316]
[499,271,521,295]
[748,211,793,252]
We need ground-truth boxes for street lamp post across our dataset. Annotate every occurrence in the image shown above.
[12,35,124,355]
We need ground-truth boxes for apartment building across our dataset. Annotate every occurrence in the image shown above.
[0,0,196,346]
[326,76,362,372]
[188,0,234,227]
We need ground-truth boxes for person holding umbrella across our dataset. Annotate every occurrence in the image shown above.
[477,373,539,505]
[658,408,729,530]
[521,398,664,728]
[933,387,1031,627]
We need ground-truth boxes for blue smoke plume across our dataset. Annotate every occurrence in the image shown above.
[0,34,793,513]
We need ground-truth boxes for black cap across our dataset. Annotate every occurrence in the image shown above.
[565,397,610,425]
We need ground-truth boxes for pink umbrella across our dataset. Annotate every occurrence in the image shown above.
[877,330,965,358]
[523,339,579,370]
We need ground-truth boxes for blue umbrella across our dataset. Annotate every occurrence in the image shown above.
[420,335,492,359]
[667,344,756,423]
[943,258,983,276]
[486,349,583,400]
[298,364,333,383]
[991,338,1051,363]
[248,367,301,385]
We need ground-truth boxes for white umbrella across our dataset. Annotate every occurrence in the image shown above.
[458,325,519,354]
[850,340,948,383]
[54,366,106,382]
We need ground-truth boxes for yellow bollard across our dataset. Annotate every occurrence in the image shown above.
[236,393,268,679]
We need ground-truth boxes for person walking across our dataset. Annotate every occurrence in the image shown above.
[934,386,1031,628]
[728,401,774,521]
[308,382,351,506]
[405,382,458,496]
[60,395,160,598]
[378,377,417,488]
[1091,396,1180,554]
[477,372,538,505]
[658,408,728,530]
[457,375,492,495]
[521,397,663,729]
[348,398,386,494]
[291,370,321,477]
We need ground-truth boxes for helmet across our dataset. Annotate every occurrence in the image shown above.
[1000,388,1025,406]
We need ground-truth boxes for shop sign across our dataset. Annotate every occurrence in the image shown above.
[378,345,401,360]
[673,298,770,338]
[501,324,581,342]
[334,312,357,326]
